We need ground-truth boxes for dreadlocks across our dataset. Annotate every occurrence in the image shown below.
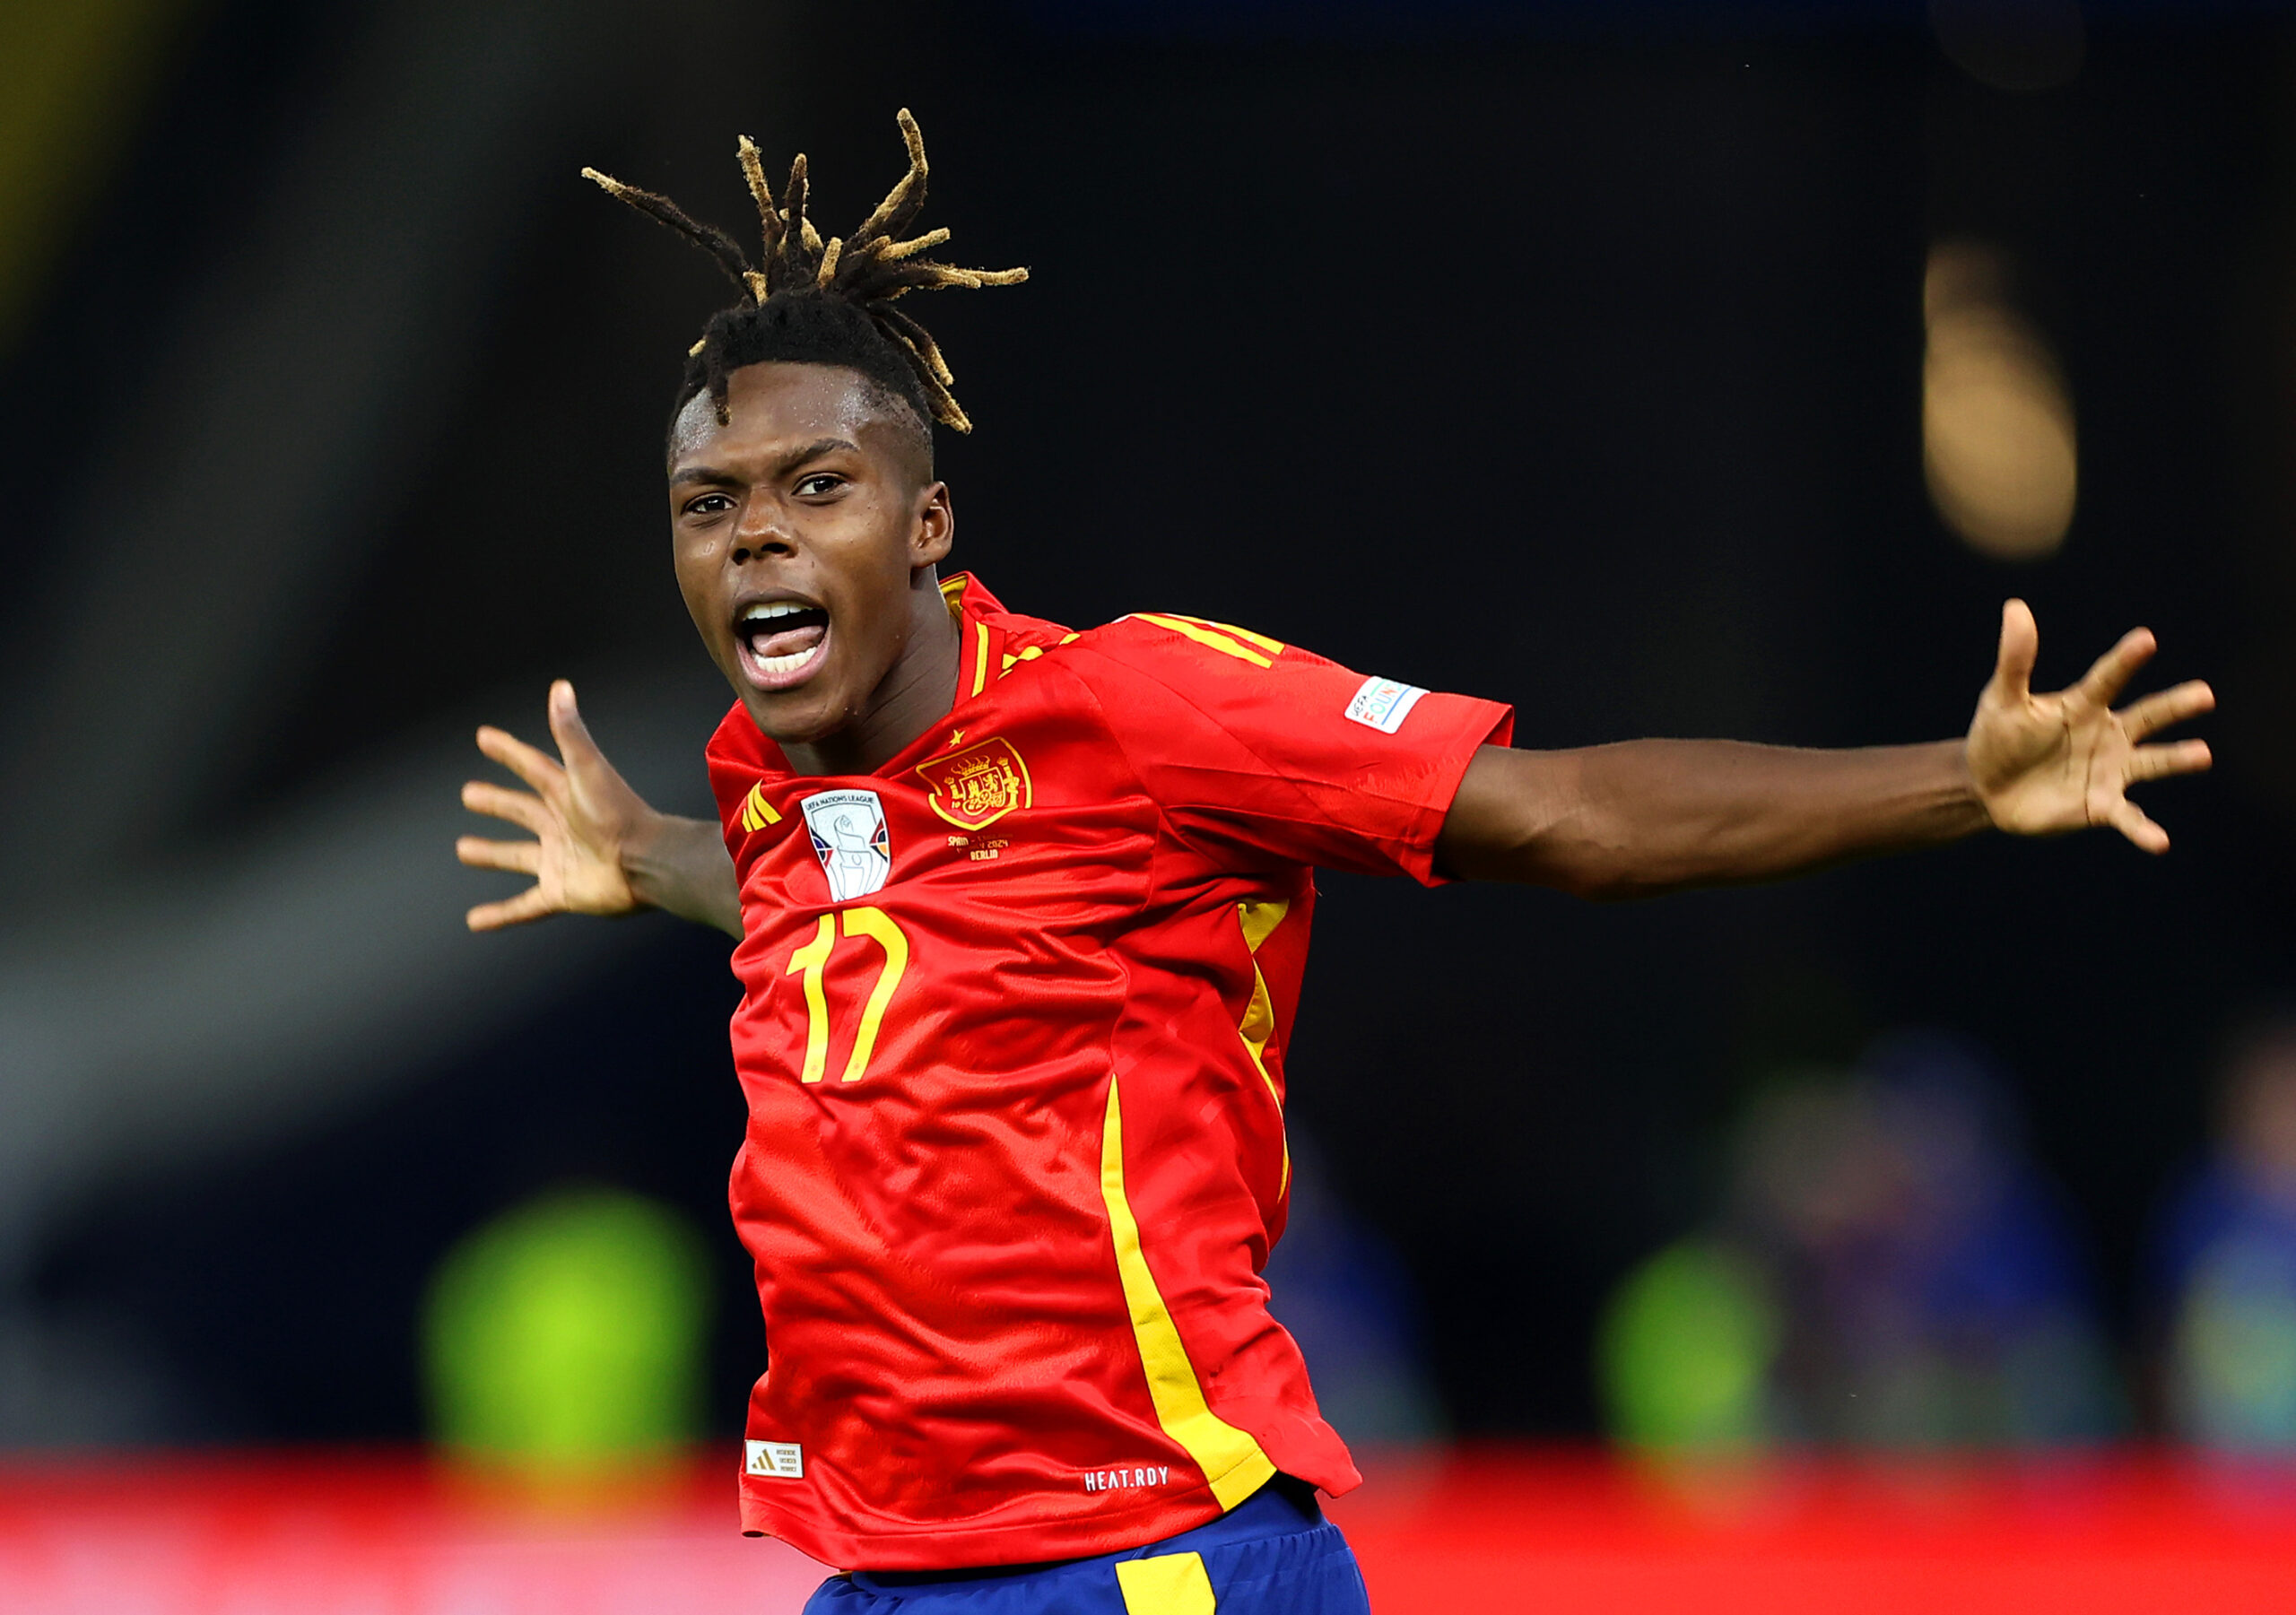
[582,109,1026,448]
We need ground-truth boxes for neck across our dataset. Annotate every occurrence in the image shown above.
[779,575,961,777]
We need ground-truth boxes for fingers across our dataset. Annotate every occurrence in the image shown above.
[464,682,587,933]
[2108,797,2170,855]
[2120,678,2216,742]
[2126,739,2213,785]
[2071,625,2157,712]
[1993,598,2039,701]
[456,835,540,875]
[461,778,550,834]
[551,680,639,803]
[547,679,601,769]
[465,886,558,933]
[476,723,565,798]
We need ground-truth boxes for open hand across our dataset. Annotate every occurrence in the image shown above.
[1966,599,2213,854]
[457,680,656,930]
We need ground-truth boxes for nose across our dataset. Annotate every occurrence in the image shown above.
[729,498,795,564]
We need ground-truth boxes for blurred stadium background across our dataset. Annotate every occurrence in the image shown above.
[5,0,2296,1608]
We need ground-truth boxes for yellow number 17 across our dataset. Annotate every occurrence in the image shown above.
[785,906,910,1083]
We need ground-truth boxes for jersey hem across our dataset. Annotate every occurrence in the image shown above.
[738,1479,1239,1572]
[1404,699,1516,886]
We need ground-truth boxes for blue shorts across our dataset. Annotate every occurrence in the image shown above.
[802,1478,1372,1615]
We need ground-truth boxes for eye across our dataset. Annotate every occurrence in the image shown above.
[683,492,734,517]
[795,473,847,498]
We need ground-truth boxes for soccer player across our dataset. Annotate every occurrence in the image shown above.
[457,113,2213,1613]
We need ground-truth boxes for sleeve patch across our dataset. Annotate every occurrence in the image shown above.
[1344,676,1428,734]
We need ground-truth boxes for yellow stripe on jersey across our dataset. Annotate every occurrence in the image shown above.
[1238,899,1287,958]
[1100,1074,1277,1511]
[1131,613,1274,669]
[738,781,781,832]
[1166,614,1284,657]
[1115,1551,1218,1615]
[971,620,990,696]
[997,633,1081,678]
[1235,900,1291,1197]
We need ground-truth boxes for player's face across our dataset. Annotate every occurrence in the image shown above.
[668,362,954,756]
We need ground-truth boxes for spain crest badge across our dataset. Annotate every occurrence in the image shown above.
[915,737,1032,831]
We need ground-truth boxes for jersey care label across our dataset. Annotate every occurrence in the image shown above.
[745,1440,804,1479]
[1344,675,1429,734]
[801,789,892,902]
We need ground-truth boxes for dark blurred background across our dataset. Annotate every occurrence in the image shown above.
[3,0,2292,1456]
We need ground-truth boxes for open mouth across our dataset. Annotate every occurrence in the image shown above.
[735,598,831,689]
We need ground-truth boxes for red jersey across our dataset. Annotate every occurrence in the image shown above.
[706,575,1512,1570]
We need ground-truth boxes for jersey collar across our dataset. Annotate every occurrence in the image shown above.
[938,571,1011,711]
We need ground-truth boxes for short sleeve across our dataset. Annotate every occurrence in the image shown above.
[1061,613,1514,884]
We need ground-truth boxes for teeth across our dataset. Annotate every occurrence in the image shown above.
[742,601,812,622]
[755,647,816,674]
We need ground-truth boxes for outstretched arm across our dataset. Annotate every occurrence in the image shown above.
[1435,600,2213,898]
[457,680,743,938]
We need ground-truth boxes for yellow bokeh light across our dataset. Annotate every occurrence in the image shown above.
[1921,242,2077,562]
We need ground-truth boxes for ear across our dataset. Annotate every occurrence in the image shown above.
[910,480,954,570]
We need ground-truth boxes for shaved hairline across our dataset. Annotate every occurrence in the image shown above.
[665,360,935,486]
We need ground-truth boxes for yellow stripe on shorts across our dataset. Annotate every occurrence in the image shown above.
[1115,1550,1216,1615]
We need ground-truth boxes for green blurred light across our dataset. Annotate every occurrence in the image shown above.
[422,1187,712,1469]
[1596,1236,1779,1450]
[2175,1236,2296,1450]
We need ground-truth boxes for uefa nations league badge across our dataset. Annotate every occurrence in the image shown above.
[801,789,892,902]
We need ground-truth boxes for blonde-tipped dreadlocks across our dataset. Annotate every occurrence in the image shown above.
[582,109,1026,436]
